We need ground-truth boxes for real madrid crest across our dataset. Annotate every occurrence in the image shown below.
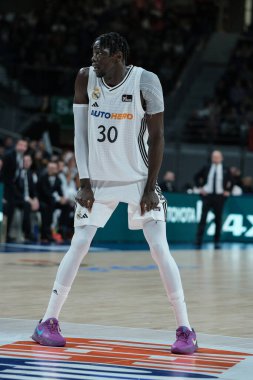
[92,87,101,99]
[76,210,82,219]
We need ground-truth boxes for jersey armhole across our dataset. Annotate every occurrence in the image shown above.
[87,66,94,99]
[135,68,146,117]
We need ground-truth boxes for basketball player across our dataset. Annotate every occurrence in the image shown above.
[32,32,197,355]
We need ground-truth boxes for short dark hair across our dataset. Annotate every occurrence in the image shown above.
[93,32,129,63]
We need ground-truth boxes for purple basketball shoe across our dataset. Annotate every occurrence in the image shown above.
[32,318,66,347]
[171,326,198,354]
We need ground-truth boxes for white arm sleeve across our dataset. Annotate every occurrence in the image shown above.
[140,70,164,114]
[73,104,89,179]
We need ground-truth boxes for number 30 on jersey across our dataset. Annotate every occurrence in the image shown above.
[97,125,118,143]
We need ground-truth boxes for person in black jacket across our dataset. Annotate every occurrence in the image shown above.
[38,161,68,242]
[2,138,28,242]
[14,154,40,241]
[159,171,177,192]
[194,150,233,249]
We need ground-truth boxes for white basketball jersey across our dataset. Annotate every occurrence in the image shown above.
[87,65,148,182]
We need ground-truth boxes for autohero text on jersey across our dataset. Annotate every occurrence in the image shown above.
[91,110,134,120]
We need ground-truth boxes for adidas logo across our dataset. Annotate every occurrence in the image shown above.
[92,102,99,107]
[76,211,88,219]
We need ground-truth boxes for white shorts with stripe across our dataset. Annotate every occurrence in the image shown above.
[74,180,167,230]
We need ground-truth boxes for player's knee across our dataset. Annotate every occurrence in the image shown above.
[148,242,169,264]
[71,226,96,247]
[71,231,92,249]
[148,240,164,254]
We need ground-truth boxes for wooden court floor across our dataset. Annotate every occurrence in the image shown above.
[0,244,252,338]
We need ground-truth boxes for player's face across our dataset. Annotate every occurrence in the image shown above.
[92,41,114,77]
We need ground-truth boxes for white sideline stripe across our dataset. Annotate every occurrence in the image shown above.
[1,243,108,252]
[74,345,113,351]
[3,369,168,380]
[0,351,70,359]
[2,364,150,374]
[0,376,36,380]
[0,375,157,380]
[65,349,90,354]
[4,365,141,375]
[28,360,225,372]
[133,361,221,373]
[89,340,170,349]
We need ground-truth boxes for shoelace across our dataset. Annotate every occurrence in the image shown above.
[46,320,60,334]
[176,329,190,342]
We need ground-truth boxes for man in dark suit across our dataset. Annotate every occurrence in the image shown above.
[2,138,28,242]
[38,161,69,242]
[194,150,233,249]
[14,154,40,241]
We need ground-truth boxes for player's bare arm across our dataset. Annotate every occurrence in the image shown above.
[140,112,164,215]
[73,68,95,211]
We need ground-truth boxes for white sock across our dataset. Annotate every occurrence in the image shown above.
[143,220,191,329]
[42,225,97,321]
[42,282,70,322]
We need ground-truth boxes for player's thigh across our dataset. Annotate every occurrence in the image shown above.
[74,200,119,228]
[128,184,167,230]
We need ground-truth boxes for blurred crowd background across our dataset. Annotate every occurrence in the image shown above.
[0,0,253,243]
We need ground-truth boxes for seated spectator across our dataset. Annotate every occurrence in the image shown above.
[38,161,69,242]
[14,154,40,241]
[0,144,5,159]
[58,160,77,204]
[230,166,243,196]
[2,138,28,242]
[3,136,14,153]
[57,160,77,239]
[0,156,3,182]
[159,171,177,192]
[241,176,253,194]
[182,182,194,194]
[63,151,78,180]
[185,38,253,145]
[186,98,219,141]
[33,149,48,177]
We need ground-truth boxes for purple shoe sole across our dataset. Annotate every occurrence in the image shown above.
[32,332,66,347]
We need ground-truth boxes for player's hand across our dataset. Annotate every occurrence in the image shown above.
[75,187,95,212]
[200,188,207,196]
[140,190,159,215]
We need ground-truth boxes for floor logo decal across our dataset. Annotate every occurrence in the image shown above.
[0,337,252,379]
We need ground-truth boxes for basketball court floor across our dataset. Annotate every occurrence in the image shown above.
[0,242,252,380]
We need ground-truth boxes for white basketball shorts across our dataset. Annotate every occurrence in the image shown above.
[74,180,167,230]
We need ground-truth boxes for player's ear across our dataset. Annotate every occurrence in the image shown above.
[114,51,123,62]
